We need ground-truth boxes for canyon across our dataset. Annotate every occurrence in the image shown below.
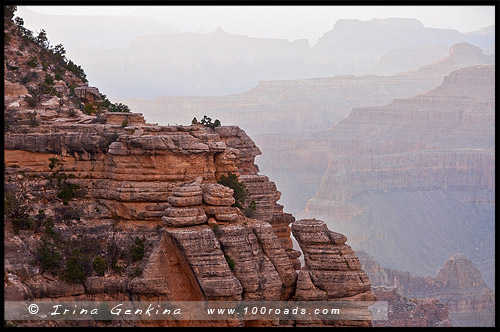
[358,251,495,327]
[122,42,494,213]
[301,64,495,288]
[4,11,375,327]
[4,8,495,327]
[18,8,494,97]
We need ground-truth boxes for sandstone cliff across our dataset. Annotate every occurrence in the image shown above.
[302,65,495,294]
[371,287,452,327]
[358,251,495,327]
[121,43,494,214]
[4,10,374,327]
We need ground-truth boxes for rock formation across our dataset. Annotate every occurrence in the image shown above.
[44,14,495,97]
[121,42,494,213]
[3,11,374,327]
[302,65,495,293]
[372,287,452,327]
[292,219,375,327]
[358,251,495,327]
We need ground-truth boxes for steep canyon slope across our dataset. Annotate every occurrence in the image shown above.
[4,9,375,327]
[122,43,494,213]
[301,65,495,294]
[358,251,495,327]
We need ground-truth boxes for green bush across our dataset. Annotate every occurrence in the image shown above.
[65,59,87,83]
[48,158,81,205]
[62,237,101,284]
[93,256,107,276]
[44,73,54,85]
[28,111,39,127]
[20,72,37,84]
[37,239,63,274]
[105,131,119,147]
[225,254,235,270]
[132,267,143,277]
[121,119,128,127]
[26,56,38,67]
[24,95,39,107]
[83,103,95,115]
[63,252,88,284]
[41,74,56,95]
[35,218,63,274]
[48,157,62,170]
[54,206,80,223]
[4,191,33,234]
[218,172,250,209]
[56,181,80,205]
[111,259,124,273]
[42,217,62,244]
[200,115,221,129]
[33,208,47,232]
[130,237,145,262]
[244,200,257,218]
[108,102,131,113]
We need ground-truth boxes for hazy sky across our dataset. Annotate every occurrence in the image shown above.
[26,5,495,46]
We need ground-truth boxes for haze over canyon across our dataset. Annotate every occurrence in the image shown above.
[5,6,496,327]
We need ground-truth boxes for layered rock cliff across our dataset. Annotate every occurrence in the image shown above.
[371,287,452,327]
[121,43,494,214]
[302,65,495,294]
[4,10,374,327]
[358,252,495,327]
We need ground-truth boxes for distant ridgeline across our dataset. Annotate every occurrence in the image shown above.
[5,7,379,328]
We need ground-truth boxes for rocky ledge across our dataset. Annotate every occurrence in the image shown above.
[4,108,373,327]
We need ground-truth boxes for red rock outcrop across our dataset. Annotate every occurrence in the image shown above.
[372,287,452,327]
[302,65,495,295]
[3,10,372,327]
[358,251,495,327]
[291,219,375,327]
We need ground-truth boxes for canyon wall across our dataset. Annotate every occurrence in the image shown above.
[301,65,495,294]
[358,251,495,327]
[122,43,494,214]
[4,14,379,327]
[3,116,374,327]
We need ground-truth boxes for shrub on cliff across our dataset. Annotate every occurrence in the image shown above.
[108,102,131,113]
[245,200,257,218]
[26,56,38,68]
[4,5,17,21]
[130,237,145,262]
[218,172,250,210]
[105,131,119,148]
[62,237,101,284]
[24,95,39,107]
[93,256,107,276]
[4,190,33,234]
[37,239,63,274]
[57,181,81,205]
[200,115,221,129]
[83,103,95,115]
[225,254,235,270]
[62,251,88,284]
[28,111,39,127]
[65,59,88,83]
[35,218,63,274]
[47,157,81,205]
